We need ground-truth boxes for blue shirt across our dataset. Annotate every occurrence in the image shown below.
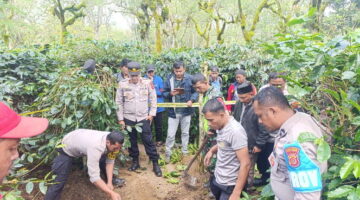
[144,75,165,113]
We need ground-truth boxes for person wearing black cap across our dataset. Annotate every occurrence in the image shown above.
[144,64,165,146]
[233,81,269,191]
[115,61,162,177]
[226,69,257,111]
[114,58,131,82]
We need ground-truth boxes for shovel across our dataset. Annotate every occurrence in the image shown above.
[183,135,210,190]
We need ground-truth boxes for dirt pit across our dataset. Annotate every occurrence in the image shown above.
[58,144,210,200]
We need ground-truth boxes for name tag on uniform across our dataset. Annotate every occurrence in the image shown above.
[284,142,322,193]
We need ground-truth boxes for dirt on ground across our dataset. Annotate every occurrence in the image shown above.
[57,144,210,200]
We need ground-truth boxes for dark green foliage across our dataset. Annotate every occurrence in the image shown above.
[0,30,359,199]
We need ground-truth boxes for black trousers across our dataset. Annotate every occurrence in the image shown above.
[125,118,159,161]
[256,142,274,180]
[153,112,164,142]
[210,177,235,200]
[44,149,107,200]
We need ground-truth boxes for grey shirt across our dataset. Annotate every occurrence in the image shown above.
[214,117,248,186]
[62,129,113,183]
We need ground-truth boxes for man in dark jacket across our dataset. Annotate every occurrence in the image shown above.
[163,61,198,161]
[233,81,269,190]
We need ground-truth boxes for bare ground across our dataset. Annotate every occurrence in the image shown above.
[57,144,210,200]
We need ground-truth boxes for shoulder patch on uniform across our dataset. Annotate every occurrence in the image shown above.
[107,150,120,160]
[283,142,323,193]
[285,146,300,168]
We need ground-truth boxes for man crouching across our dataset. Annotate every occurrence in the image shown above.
[45,129,124,200]
[203,98,250,200]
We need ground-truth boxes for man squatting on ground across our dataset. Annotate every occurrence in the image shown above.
[253,86,327,200]
[45,129,124,200]
[203,98,250,200]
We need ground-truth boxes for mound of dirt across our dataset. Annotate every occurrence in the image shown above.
[56,144,210,200]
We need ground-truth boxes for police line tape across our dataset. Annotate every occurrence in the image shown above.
[20,108,50,116]
[157,101,236,108]
[19,101,237,116]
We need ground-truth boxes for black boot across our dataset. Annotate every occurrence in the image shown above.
[153,161,162,177]
[128,158,140,171]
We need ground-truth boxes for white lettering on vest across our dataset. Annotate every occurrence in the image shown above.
[289,169,319,188]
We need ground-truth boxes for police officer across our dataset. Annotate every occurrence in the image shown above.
[116,61,162,177]
[253,87,327,200]
[45,129,124,200]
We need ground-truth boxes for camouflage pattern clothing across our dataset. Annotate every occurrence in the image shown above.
[201,85,223,173]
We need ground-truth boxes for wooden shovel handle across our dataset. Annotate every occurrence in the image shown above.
[184,136,210,174]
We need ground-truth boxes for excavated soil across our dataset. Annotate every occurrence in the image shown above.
[51,144,209,200]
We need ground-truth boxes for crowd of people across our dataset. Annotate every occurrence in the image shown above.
[0,59,328,200]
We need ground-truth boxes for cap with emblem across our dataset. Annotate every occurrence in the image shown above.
[147,64,155,72]
[128,61,141,76]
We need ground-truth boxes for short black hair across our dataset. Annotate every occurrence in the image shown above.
[202,98,226,114]
[119,58,131,67]
[173,61,185,69]
[191,73,207,85]
[210,66,219,72]
[106,131,125,144]
[253,86,290,109]
[268,72,287,82]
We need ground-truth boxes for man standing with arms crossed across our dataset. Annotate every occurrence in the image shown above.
[116,61,162,177]
[203,98,250,200]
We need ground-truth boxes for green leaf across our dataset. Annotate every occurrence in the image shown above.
[340,159,354,179]
[27,155,33,163]
[342,71,356,80]
[126,125,132,132]
[287,18,305,26]
[317,140,331,162]
[261,183,274,197]
[307,7,317,17]
[297,132,318,143]
[39,182,47,194]
[322,89,340,102]
[167,177,179,184]
[353,162,360,178]
[352,116,360,126]
[328,185,354,198]
[25,182,34,194]
[105,105,111,115]
[135,126,142,133]
[355,130,360,142]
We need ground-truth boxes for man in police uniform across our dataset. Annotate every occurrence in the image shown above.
[116,61,162,177]
[253,87,327,200]
[45,129,124,200]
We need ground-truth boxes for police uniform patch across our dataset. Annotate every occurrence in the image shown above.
[284,142,322,192]
[285,146,300,168]
[107,150,120,160]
